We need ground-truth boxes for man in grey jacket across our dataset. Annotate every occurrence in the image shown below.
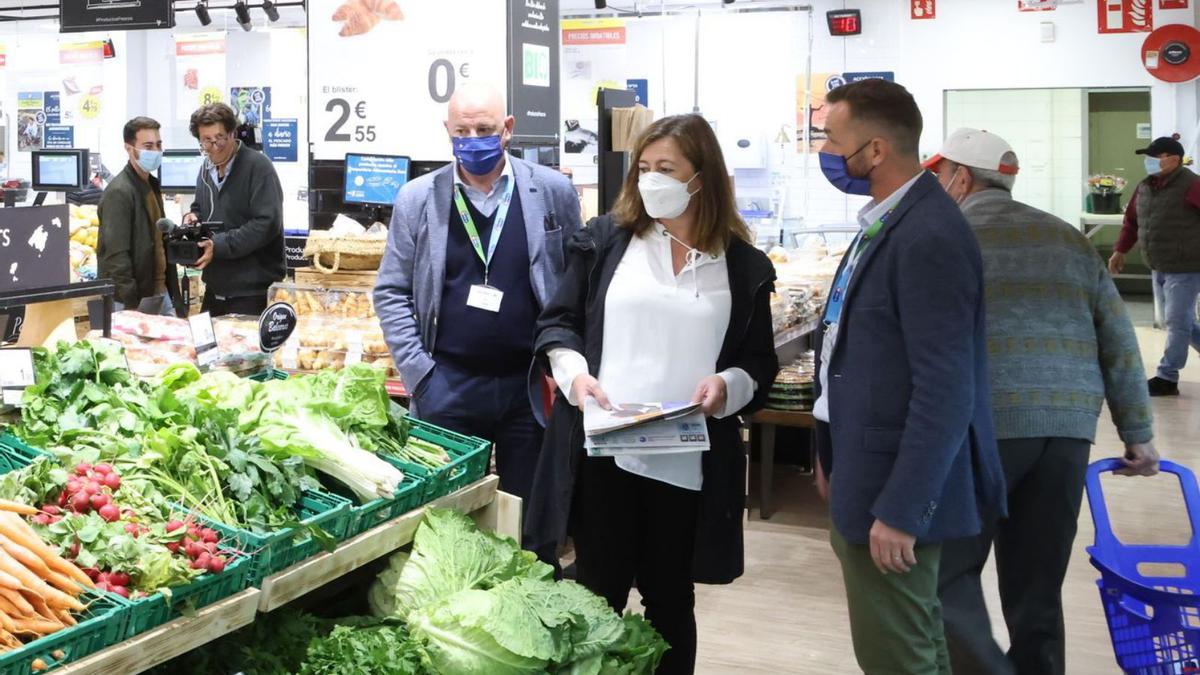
[928,128,1160,675]
[374,83,582,506]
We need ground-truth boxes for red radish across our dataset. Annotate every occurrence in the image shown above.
[94,581,110,593]
[165,520,184,533]
[201,529,218,544]
[87,482,102,495]
[74,463,91,476]
[71,493,90,513]
[69,541,80,558]
[98,504,120,522]
[31,514,50,526]
[124,523,139,535]
[207,556,226,573]
[190,558,208,570]
[42,505,60,515]
[166,542,181,554]
[185,541,204,558]
[94,463,112,475]
[96,572,110,584]
[90,493,110,509]
[108,572,130,587]
[82,568,100,581]
[48,515,60,524]
[103,473,121,491]
[56,491,68,508]
[111,585,129,598]
[65,478,80,493]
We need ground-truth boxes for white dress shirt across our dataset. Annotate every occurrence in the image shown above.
[548,223,757,491]
[454,157,514,216]
[813,171,925,423]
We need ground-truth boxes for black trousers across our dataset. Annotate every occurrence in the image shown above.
[201,291,268,317]
[413,360,543,507]
[572,455,700,675]
[939,437,1091,675]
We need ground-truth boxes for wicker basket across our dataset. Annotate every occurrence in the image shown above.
[302,234,387,273]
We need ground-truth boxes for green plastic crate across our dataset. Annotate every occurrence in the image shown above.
[248,368,289,382]
[343,456,426,538]
[199,490,352,586]
[0,590,130,675]
[0,433,53,467]
[123,548,251,637]
[391,419,491,503]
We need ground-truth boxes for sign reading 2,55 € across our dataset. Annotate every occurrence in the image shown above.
[308,0,506,161]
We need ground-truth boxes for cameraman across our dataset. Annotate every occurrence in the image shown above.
[98,116,185,317]
[185,103,285,316]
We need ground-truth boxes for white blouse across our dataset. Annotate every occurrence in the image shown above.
[548,222,757,491]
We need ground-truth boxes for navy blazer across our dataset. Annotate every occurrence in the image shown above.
[815,171,1006,545]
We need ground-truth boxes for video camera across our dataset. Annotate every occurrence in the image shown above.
[157,217,214,266]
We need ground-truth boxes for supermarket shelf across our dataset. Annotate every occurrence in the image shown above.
[58,589,261,675]
[257,474,501,612]
[773,318,820,348]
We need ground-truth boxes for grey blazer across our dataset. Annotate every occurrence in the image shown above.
[373,156,583,423]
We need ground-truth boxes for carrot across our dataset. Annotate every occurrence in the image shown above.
[0,571,25,592]
[0,590,33,617]
[0,501,36,517]
[0,546,82,612]
[41,571,82,598]
[0,514,92,588]
[0,537,52,581]
[0,629,20,649]
[11,616,63,636]
[54,609,75,627]
[21,592,55,623]
[0,610,15,635]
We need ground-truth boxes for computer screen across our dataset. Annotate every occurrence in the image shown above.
[343,153,410,206]
[159,150,204,193]
[31,149,89,191]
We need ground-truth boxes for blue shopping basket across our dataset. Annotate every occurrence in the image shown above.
[1087,458,1200,675]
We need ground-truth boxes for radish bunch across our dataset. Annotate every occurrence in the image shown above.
[45,463,123,523]
[165,520,229,574]
[82,569,131,598]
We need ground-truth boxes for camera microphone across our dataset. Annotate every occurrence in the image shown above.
[156,218,177,235]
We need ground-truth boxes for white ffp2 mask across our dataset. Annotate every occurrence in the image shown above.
[639,171,700,220]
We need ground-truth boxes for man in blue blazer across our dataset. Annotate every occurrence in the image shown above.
[374,83,582,507]
[812,79,1007,674]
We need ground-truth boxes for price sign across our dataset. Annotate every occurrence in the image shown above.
[258,302,298,353]
[345,332,364,366]
[0,348,35,408]
[199,87,223,107]
[188,312,220,369]
[309,0,506,160]
[79,95,101,120]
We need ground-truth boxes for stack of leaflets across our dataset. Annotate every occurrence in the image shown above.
[583,399,710,457]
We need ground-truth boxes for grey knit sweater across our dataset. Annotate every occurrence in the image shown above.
[962,189,1153,444]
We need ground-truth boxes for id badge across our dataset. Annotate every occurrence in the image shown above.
[467,285,504,313]
[822,322,839,359]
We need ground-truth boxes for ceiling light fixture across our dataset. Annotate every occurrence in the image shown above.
[262,0,280,22]
[234,1,252,30]
[194,1,211,25]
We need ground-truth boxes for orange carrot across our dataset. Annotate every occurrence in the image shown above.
[0,546,82,612]
[0,590,32,617]
[0,501,35,517]
[0,514,92,588]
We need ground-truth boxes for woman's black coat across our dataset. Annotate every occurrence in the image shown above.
[523,215,779,584]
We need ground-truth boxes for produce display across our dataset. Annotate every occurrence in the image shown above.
[68,205,99,283]
[269,283,398,377]
[271,282,375,319]
[166,509,668,675]
[98,311,271,378]
[768,240,845,334]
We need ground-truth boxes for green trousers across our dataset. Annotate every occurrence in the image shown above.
[831,528,951,675]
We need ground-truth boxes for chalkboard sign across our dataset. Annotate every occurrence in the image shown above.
[259,302,298,353]
[58,0,175,33]
[0,205,70,294]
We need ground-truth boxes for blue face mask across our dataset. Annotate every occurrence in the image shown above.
[1145,156,1163,176]
[136,149,162,174]
[453,134,505,176]
[819,141,874,195]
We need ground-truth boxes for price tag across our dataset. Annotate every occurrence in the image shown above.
[189,312,220,370]
[346,332,364,366]
[0,348,36,408]
[281,340,299,370]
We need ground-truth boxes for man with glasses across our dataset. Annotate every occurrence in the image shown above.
[184,102,285,316]
[98,116,185,317]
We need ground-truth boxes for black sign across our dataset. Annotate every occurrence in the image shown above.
[259,302,298,353]
[59,0,175,34]
[508,0,560,144]
[0,206,70,294]
[285,236,311,270]
[1164,41,1192,66]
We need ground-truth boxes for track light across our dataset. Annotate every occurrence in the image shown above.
[595,0,606,8]
[262,0,280,22]
[234,1,252,30]
[194,1,211,25]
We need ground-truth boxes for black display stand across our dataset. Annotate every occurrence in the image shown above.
[0,280,116,340]
[597,88,638,216]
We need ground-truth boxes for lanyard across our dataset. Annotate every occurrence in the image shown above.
[453,178,515,284]
[822,209,892,326]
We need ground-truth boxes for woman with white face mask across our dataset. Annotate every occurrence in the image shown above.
[524,114,779,675]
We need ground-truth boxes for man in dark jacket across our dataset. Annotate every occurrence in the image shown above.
[185,103,285,316]
[98,116,184,317]
[813,79,1006,674]
[1108,136,1200,396]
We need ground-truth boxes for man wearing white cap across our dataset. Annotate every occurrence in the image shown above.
[926,128,1160,675]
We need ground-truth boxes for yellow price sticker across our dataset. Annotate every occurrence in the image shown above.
[79,94,101,120]
[199,87,223,107]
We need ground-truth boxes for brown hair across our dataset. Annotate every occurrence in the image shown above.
[826,79,922,157]
[189,103,238,138]
[122,117,160,144]
[611,114,751,255]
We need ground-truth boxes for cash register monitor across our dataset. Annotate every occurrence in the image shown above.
[158,150,205,193]
[343,153,410,206]
[31,149,89,192]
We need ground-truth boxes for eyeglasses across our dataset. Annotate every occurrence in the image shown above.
[199,134,229,149]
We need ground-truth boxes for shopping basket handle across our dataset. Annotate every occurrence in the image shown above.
[1086,458,1200,563]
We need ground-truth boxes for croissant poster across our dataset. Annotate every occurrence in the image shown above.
[308,0,507,161]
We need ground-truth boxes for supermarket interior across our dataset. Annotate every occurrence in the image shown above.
[0,0,1200,673]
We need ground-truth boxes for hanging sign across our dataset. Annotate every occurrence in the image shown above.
[1098,0,1153,33]
[58,0,174,33]
[44,126,75,149]
[59,41,104,65]
[509,0,561,144]
[309,0,506,161]
[263,119,298,162]
[0,205,70,293]
[562,18,626,45]
[911,0,936,19]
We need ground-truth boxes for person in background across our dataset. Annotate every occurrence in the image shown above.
[928,128,1160,675]
[812,80,1007,675]
[98,116,185,317]
[526,114,778,675]
[1108,135,1200,396]
[374,82,582,508]
[185,102,285,317]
